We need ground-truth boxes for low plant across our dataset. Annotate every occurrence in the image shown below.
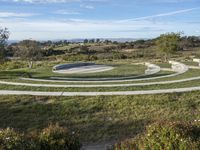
[39,123,81,150]
[0,128,27,150]
[0,124,81,150]
[112,121,200,150]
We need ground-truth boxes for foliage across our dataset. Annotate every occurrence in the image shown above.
[0,27,9,62]
[0,61,27,70]
[156,32,181,61]
[0,128,27,150]
[15,40,42,68]
[39,123,81,150]
[0,124,81,150]
[112,121,200,150]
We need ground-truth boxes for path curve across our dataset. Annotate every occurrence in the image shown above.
[0,86,200,96]
[50,62,161,81]
[53,63,114,74]
[20,61,187,83]
[1,76,200,88]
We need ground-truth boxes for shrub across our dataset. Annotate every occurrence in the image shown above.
[0,61,26,70]
[0,128,27,150]
[112,121,200,150]
[38,123,81,150]
[0,124,81,150]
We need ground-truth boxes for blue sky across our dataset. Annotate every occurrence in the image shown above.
[0,0,200,40]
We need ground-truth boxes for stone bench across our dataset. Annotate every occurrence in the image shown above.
[144,63,161,75]
[169,61,188,73]
[193,59,200,66]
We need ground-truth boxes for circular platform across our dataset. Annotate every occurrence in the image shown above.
[52,63,114,74]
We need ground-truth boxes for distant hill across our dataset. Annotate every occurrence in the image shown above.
[8,38,144,44]
[7,40,19,44]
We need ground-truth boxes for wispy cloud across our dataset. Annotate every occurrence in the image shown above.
[119,7,200,22]
[13,0,79,3]
[55,9,80,15]
[11,0,107,3]
[80,4,94,9]
[0,12,37,17]
[0,16,185,40]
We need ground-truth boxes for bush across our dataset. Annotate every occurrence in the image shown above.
[112,121,200,150]
[0,124,81,150]
[38,123,81,150]
[0,61,27,70]
[0,128,27,150]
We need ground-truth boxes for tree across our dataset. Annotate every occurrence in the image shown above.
[0,27,9,62]
[89,39,95,43]
[156,32,181,61]
[83,39,88,43]
[16,40,42,68]
[96,38,100,43]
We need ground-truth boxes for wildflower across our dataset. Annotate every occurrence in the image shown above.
[5,137,10,140]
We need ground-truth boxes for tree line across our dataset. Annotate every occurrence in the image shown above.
[1,27,200,68]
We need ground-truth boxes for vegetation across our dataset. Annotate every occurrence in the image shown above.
[15,40,42,68]
[0,29,200,149]
[112,121,200,150]
[0,124,81,150]
[0,27,9,62]
[156,32,181,61]
[0,92,199,143]
[5,32,200,62]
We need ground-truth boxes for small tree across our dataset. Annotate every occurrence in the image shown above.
[156,32,181,61]
[96,38,100,43]
[83,39,88,44]
[0,27,9,62]
[16,40,42,69]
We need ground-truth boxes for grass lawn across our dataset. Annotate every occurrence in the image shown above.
[0,60,147,79]
[0,92,199,143]
[1,78,200,92]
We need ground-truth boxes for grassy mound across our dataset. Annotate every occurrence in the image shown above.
[112,121,200,150]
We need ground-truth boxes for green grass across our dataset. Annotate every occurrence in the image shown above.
[0,60,146,79]
[3,60,200,85]
[0,92,199,143]
[181,61,199,66]
[0,68,200,92]
[1,59,200,92]
[1,78,200,92]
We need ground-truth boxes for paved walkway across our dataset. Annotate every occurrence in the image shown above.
[20,61,188,83]
[50,63,161,81]
[1,76,200,88]
[0,61,197,96]
[0,86,200,96]
[53,64,114,74]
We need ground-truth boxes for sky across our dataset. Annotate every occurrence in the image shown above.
[0,0,200,40]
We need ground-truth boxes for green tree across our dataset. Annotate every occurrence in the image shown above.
[96,38,100,43]
[0,27,9,62]
[83,39,88,43]
[156,32,181,61]
[16,40,42,68]
[89,39,95,43]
